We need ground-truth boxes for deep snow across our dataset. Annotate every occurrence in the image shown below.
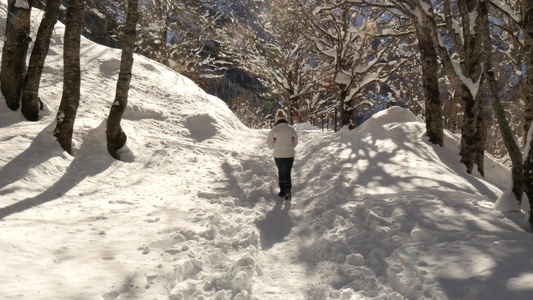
[1,2,533,299]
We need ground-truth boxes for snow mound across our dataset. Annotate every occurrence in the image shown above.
[368,106,420,124]
[5,3,251,159]
[2,2,533,300]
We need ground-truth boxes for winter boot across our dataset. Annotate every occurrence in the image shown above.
[284,182,292,201]
[278,183,286,197]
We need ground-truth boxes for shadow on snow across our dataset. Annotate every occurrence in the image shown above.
[0,122,114,219]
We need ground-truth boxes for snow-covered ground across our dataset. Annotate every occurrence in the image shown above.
[1,2,533,299]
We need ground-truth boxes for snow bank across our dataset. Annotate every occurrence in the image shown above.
[2,2,533,300]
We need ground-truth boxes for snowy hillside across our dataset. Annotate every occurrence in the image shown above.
[2,2,533,299]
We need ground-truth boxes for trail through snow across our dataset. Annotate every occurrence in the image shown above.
[2,2,533,299]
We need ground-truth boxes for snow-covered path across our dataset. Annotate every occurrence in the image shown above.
[251,116,533,300]
[253,206,311,299]
[2,2,533,298]
[2,105,531,300]
[252,130,319,300]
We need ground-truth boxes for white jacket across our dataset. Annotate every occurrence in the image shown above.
[267,122,298,158]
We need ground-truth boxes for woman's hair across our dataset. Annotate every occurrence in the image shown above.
[275,109,287,121]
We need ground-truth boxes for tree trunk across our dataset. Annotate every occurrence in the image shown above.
[415,0,482,172]
[289,95,301,124]
[1,0,32,110]
[450,93,461,133]
[524,94,533,148]
[107,0,139,159]
[461,0,484,174]
[474,93,486,176]
[479,0,523,200]
[415,21,443,146]
[54,0,84,154]
[521,0,533,228]
[339,89,354,130]
[460,91,479,174]
[21,0,61,121]
[161,16,169,61]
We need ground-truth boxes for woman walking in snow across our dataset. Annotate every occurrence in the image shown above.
[267,109,298,200]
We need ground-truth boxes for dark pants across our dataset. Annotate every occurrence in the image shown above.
[275,157,294,184]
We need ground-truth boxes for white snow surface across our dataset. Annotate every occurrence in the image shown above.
[1,3,533,299]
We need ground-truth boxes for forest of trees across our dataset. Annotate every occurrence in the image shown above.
[1,0,533,226]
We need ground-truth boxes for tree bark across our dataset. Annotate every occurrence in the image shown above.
[107,0,139,159]
[460,92,480,173]
[437,0,483,173]
[463,0,485,174]
[415,21,443,146]
[339,89,354,130]
[474,93,486,176]
[450,93,461,133]
[54,0,84,154]
[21,0,61,121]
[1,0,32,110]
[521,0,533,228]
[410,0,483,173]
[289,94,301,124]
[479,0,523,201]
